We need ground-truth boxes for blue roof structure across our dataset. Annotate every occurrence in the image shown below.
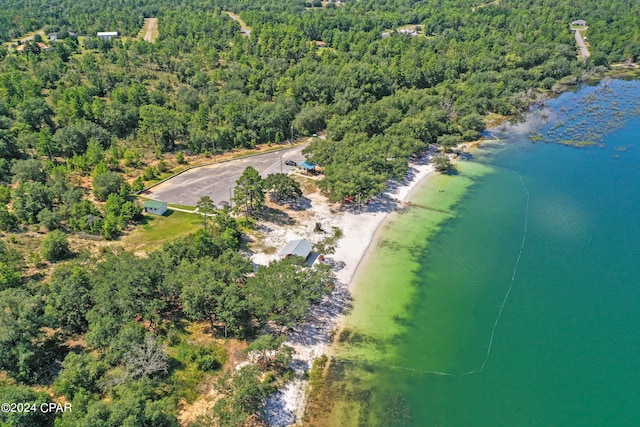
[299,161,316,170]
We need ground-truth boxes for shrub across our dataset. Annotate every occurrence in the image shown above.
[176,151,185,164]
[432,153,454,173]
[93,171,124,201]
[41,230,70,262]
[197,355,222,371]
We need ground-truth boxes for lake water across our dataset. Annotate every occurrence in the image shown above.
[315,79,640,426]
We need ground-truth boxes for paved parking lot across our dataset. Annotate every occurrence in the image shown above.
[145,144,308,206]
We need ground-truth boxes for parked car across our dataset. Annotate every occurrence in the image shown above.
[284,160,297,166]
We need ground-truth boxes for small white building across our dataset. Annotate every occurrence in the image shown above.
[398,28,419,37]
[143,200,168,215]
[97,31,119,40]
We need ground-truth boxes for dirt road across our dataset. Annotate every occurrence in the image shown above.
[574,29,590,59]
[144,18,157,42]
[5,29,45,47]
[224,12,251,37]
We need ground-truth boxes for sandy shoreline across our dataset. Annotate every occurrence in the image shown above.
[259,151,439,426]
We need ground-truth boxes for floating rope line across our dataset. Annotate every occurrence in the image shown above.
[475,170,530,374]
[336,169,531,378]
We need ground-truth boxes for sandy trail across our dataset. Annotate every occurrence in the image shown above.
[225,12,252,37]
[144,18,157,42]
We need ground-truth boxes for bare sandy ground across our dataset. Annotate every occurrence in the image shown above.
[144,18,157,42]
[258,152,439,426]
[224,12,252,37]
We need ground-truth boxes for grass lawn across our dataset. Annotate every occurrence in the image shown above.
[122,209,201,252]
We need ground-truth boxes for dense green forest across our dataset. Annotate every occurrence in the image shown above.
[0,0,639,425]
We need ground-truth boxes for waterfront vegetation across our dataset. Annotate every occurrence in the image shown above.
[0,0,639,425]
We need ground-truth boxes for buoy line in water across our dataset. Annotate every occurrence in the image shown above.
[337,168,530,378]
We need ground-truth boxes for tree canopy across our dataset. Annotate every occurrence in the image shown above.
[0,0,638,423]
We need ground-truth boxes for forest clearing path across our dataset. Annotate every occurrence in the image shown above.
[138,17,158,42]
[225,12,252,37]
[4,28,45,47]
[574,28,590,59]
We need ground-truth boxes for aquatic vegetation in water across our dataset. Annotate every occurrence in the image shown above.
[529,132,544,142]
[537,80,640,150]
[381,393,412,427]
[558,139,597,147]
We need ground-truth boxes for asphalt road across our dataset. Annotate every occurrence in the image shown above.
[145,144,308,206]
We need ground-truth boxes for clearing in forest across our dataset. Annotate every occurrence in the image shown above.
[4,28,45,47]
[381,24,425,38]
[471,0,500,12]
[224,12,252,37]
[138,17,159,42]
[121,209,201,254]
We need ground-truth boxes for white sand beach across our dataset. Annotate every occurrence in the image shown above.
[257,152,439,426]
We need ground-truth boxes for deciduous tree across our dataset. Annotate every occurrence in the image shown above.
[0,288,49,383]
[93,171,124,201]
[46,264,92,334]
[41,229,70,262]
[264,173,302,204]
[245,257,334,328]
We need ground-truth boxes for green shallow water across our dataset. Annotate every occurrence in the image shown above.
[323,79,640,426]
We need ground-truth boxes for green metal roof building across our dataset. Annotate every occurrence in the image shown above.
[143,200,168,215]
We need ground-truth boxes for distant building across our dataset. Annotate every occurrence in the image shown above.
[49,31,78,41]
[315,40,327,48]
[97,31,119,40]
[143,200,168,215]
[37,42,53,51]
[279,239,313,261]
[15,42,51,53]
[571,20,586,27]
[398,28,419,37]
